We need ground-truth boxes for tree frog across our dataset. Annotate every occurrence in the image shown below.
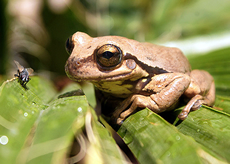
[65,32,215,125]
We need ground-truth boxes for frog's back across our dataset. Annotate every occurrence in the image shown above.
[131,42,191,74]
[91,35,191,74]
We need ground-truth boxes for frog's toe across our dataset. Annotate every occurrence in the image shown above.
[116,118,124,125]
[191,100,202,110]
[178,111,188,120]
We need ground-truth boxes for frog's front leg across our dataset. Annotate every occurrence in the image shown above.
[114,73,191,125]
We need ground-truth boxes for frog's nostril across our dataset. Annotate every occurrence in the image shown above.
[75,58,81,66]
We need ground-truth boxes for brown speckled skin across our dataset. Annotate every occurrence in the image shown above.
[65,32,215,125]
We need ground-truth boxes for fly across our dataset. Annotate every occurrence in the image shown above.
[14,60,34,88]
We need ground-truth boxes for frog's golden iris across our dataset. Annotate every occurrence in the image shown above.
[96,44,122,68]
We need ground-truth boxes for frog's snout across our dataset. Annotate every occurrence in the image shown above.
[65,56,90,81]
[65,57,79,80]
[66,57,81,69]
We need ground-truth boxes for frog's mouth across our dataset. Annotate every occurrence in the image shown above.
[65,59,135,82]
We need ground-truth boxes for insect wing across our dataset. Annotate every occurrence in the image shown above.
[26,68,34,75]
[14,60,24,72]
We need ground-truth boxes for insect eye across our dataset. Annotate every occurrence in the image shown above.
[96,44,122,68]
[65,36,74,55]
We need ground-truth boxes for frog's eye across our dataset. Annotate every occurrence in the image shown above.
[65,36,74,55]
[96,44,122,68]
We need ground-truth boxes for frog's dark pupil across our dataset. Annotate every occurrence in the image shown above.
[102,51,114,59]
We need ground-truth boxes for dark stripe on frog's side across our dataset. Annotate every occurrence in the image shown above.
[124,53,169,75]
[120,53,169,95]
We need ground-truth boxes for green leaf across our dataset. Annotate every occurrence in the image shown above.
[118,108,228,164]
[83,115,129,164]
[0,77,129,163]
[176,106,230,162]
[215,95,230,114]
[20,96,89,164]
[0,78,47,163]
[25,76,57,103]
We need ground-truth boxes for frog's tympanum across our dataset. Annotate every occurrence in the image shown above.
[65,32,215,125]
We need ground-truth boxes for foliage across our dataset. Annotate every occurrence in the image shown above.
[1,0,230,163]
[0,78,127,163]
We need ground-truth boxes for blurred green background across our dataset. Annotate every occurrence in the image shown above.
[0,0,230,88]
